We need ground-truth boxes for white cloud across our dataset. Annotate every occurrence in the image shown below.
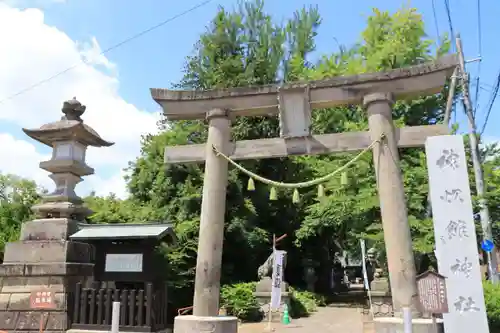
[0,133,51,189]
[0,3,160,199]
[2,0,66,7]
[78,37,117,74]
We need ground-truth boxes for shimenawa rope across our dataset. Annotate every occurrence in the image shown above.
[211,134,385,202]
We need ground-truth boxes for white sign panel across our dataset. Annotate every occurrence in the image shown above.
[270,250,286,309]
[426,135,489,333]
[105,253,143,272]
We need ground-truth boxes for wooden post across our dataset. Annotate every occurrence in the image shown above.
[364,93,419,315]
[192,108,231,317]
[39,313,44,333]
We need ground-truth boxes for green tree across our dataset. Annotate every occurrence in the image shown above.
[0,173,41,260]
[127,0,322,305]
[477,142,500,246]
[99,2,499,302]
[290,7,452,277]
[85,193,160,224]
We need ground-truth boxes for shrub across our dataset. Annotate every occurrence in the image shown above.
[219,283,326,322]
[484,281,500,330]
[220,282,263,322]
[289,287,326,318]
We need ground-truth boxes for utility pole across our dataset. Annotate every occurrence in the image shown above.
[456,34,498,283]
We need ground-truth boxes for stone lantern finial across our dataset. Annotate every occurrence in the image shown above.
[22,98,114,221]
[62,97,86,121]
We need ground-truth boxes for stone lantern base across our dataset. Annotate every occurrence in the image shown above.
[253,277,291,321]
[0,218,94,333]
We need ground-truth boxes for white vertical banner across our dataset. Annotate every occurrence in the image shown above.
[270,250,286,309]
[426,135,489,333]
[360,239,370,290]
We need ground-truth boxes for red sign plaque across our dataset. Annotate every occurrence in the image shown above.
[416,270,449,314]
[30,290,56,310]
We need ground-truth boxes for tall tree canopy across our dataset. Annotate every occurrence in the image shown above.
[124,1,454,298]
[126,0,323,300]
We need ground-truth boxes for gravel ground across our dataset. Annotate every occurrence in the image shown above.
[238,306,374,333]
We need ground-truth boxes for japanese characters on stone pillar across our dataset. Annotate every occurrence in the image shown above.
[426,135,489,333]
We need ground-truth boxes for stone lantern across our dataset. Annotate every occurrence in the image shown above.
[0,98,113,333]
[22,97,113,220]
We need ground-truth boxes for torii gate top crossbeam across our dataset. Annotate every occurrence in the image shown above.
[151,54,457,121]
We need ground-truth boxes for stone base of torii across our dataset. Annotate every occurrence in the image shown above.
[151,55,458,333]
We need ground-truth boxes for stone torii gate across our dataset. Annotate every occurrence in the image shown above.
[151,54,457,333]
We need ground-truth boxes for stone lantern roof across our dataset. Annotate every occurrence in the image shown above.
[22,97,114,148]
[22,98,113,221]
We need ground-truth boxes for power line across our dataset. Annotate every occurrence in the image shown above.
[0,0,214,105]
[431,0,441,48]
[480,69,500,136]
[473,0,483,115]
[477,0,483,55]
[443,0,456,51]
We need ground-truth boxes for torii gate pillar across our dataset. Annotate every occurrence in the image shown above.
[365,92,419,314]
[193,109,231,316]
[174,109,238,332]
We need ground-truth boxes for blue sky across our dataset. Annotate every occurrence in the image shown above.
[39,0,497,136]
[0,0,498,197]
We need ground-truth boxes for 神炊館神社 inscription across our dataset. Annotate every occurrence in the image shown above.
[426,135,489,333]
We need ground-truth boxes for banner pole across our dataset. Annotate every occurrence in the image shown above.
[266,234,276,332]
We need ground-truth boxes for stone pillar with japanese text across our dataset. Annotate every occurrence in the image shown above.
[426,135,489,333]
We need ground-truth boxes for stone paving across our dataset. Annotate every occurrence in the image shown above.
[238,306,373,333]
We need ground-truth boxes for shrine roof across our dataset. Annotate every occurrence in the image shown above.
[70,223,177,243]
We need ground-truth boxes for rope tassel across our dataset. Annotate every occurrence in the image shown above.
[269,187,278,200]
[317,184,325,198]
[341,171,348,186]
[247,178,255,191]
[292,189,300,203]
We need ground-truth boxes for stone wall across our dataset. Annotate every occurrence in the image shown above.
[0,219,95,333]
[0,262,93,333]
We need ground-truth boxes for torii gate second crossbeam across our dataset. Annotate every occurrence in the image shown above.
[151,54,458,333]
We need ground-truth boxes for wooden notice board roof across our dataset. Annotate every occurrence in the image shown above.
[70,223,177,243]
[416,270,447,280]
